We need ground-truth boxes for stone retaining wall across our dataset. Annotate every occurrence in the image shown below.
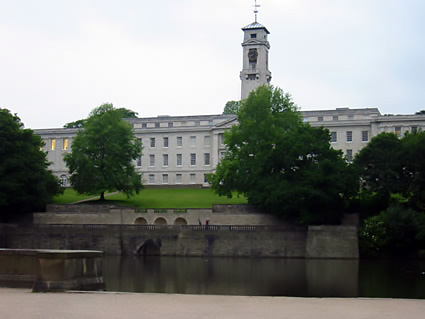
[0,224,358,258]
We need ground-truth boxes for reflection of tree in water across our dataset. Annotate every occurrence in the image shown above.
[103,257,364,296]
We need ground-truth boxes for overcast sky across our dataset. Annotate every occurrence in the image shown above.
[1,0,424,129]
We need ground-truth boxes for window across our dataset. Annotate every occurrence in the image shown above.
[204,153,210,165]
[332,115,338,121]
[163,154,168,166]
[218,133,224,145]
[163,137,168,148]
[176,154,182,166]
[412,126,418,133]
[346,149,353,162]
[346,131,352,142]
[362,131,369,142]
[63,138,69,150]
[318,116,323,122]
[60,175,67,187]
[395,126,401,137]
[190,153,196,166]
[250,33,257,38]
[137,156,142,167]
[204,135,210,146]
[162,174,168,184]
[148,174,155,184]
[176,136,182,147]
[219,151,226,160]
[168,122,173,128]
[51,139,56,151]
[190,173,196,184]
[247,74,256,80]
[330,132,337,143]
[150,137,155,148]
[149,154,155,167]
[190,136,196,147]
[176,174,182,184]
[348,114,354,120]
[204,174,209,184]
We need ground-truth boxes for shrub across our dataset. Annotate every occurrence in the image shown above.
[359,205,420,256]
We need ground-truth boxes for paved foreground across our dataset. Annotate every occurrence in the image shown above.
[1,288,425,319]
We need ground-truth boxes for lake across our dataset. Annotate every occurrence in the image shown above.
[102,256,425,298]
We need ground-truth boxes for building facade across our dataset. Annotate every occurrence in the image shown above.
[34,20,425,186]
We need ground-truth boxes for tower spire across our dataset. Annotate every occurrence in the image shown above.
[253,0,261,22]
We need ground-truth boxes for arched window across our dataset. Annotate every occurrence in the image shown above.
[174,217,188,225]
[134,217,148,225]
[154,217,167,225]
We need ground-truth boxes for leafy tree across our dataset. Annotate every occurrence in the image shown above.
[353,133,404,204]
[401,131,425,211]
[209,86,357,224]
[0,109,61,221]
[223,100,241,115]
[63,119,86,129]
[359,205,420,256]
[64,104,142,200]
[415,110,425,115]
[64,107,138,128]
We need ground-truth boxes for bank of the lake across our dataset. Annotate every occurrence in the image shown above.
[1,288,425,319]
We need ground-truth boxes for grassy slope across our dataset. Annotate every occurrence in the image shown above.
[52,189,95,204]
[53,188,247,208]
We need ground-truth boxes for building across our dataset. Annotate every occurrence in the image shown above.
[34,19,425,186]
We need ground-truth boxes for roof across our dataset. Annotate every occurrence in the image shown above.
[242,21,270,34]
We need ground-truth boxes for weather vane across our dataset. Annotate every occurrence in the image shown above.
[253,0,261,22]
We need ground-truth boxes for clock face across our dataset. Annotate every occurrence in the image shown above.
[248,49,258,63]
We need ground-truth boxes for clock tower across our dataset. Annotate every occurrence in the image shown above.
[240,21,272,100]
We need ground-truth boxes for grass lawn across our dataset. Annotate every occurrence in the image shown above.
[53,189,95,204]
[53,188,247,208]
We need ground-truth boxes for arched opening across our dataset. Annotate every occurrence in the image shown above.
[174,217,188,225]
[134,217,147,225]
[154,217,167,225]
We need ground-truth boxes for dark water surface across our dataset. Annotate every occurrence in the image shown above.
[103,256,425,299]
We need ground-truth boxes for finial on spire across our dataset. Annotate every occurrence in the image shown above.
[253,0,261,23]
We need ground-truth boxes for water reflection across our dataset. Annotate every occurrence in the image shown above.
[103,256,361,297]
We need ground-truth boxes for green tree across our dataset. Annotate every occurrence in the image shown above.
[209,86,357,224]
[64,107,138,128]
[0,109,61,221]
[401,131,425,211]
[354,133,404,203]
[223,100,241,115]
[64,104,142,200]
[359,205,420,256]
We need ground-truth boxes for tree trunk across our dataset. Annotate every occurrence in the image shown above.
[100,192,105,201]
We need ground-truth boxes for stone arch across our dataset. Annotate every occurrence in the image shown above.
[154,217,167,225]
[174,217,188,225]
[134,217,147,225]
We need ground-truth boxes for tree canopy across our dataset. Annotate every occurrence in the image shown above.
[64,104,143,200]
[354,131,425,211]
[0,109,61,221]
[223,100,241,115]
[210,86,357,224]
[354,133,404,200]
[64,107,139,128]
